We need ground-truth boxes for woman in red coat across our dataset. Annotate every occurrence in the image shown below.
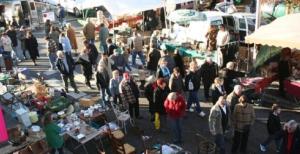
[164,92,186,144]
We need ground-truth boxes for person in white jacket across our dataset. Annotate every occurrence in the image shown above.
[0,32,13,59]
[216,24,230,67]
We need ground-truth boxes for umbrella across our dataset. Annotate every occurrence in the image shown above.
[245,13,300,49]
[167,9,206,25]
[254,46,281,68]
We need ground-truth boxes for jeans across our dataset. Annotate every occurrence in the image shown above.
[61,74,77,92]
[168,117,182,143]
[48,53,57,69]
[187,91,202,113]
[203,83,212,99]
[231,130,250,153]
[112,94,122,105]
[215,134,226,154]
[261,134,281,151]
[131,50,145,66]
[123,63,132,71]
[13,47,24,60]
[99,43,108,54]
[51,147,64,154]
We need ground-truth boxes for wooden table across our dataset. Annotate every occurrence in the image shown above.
[67,123,101,154]
[79,111,107,123]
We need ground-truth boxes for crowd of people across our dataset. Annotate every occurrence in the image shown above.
[0,9,299,154]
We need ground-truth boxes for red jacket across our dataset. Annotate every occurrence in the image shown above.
[164,94,186,119]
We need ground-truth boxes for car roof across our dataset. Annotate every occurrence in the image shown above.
[232,12,256,18]
[201,11,231,18]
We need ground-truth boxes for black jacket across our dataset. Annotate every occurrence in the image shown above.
[200,62,218,86]
[129,79,140,99]
[221,68,245,94]
[211,85,226,104]
[88,43,99,65]
[147,48,161,71]
[56,56,75,76]
[277,127,300,154]
[173,53,185,76]
[185,70,201,92]
[153,87,170,114]
[108,43,117,57]
[96,70,110,90]
[25,36,39,58]
[7,29,18,47]
[278,60,291,79]
[267,112,281,135]
[145,82,156,114]
[75,57,93,78]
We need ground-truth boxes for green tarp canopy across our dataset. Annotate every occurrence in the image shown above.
[254,45,281,68]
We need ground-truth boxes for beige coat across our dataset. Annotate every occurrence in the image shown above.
[83,22,95,40]
[209,104,231,135]
[67,27,78,50]
[232,103,255,132]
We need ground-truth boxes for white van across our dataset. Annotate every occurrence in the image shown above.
[188,11,256,43]
[0,0,39,29]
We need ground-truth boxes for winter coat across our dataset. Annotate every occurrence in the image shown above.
[185,70,201,92]
[119,80,137,105]
[6,29,18,47]
[160,55,175,72]
[220,68,245,94]
[145,82,157,114]
[83,22,95,40]
[25,36,39,59]
[277,127,300,154]
[98,58,114,79]
[226,91,241,113]
[75,56,93,78]
[96,69,110,90]
[267,112,281,135]
[88,43,99,65]
[232,103,255,132]
[153,87,170,114]
[200,62,218,86]
[66,27,78,50]
[209,104,231,135]
[164,94,186,119]
[110,54,126,70]
[109,77,122,96]
[173,53,185,76]
[56,56,75,76]
[211,84,226,104]
[147,48,161,71]
[169,74,185,93]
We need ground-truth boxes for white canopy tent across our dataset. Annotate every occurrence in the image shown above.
[245,13,300,50]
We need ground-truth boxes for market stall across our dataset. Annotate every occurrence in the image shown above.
[245,13,300,101]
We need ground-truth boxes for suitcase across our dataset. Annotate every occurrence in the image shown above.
[4,59,13,71]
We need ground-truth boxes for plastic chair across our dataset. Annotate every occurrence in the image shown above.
[110,103,134,134]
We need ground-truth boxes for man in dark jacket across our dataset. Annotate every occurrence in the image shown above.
[276,120,300,154]
[278,48,291,97]
[200,58,218,101]
[7,26,22,61]
[83,40,98,66]
[147,44,161,74]
[56,51,78,93]
[221,62,245,94]
[260,104,282,152]
[185,61,205,117]
[153,78,170,130]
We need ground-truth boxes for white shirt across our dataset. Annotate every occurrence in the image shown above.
[1,36,13,52]
[217,30,230,47]
[220,105,227,114]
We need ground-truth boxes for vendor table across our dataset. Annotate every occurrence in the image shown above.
[2,131,45,154]
[284,80,300,102]
[67,123,101,154]
[79,110,107,124]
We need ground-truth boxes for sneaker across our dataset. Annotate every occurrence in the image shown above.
[189,108,194,112]
[198,111,206,117]
[260,144,266,152]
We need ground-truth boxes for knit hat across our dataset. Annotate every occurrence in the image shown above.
[156,78,165,87]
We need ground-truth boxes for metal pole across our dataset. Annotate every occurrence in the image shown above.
[253,0,261,62]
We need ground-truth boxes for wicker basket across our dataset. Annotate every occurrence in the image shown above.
[198,141,216,154]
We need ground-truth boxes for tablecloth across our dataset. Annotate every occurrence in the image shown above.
[284,80,300,99]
